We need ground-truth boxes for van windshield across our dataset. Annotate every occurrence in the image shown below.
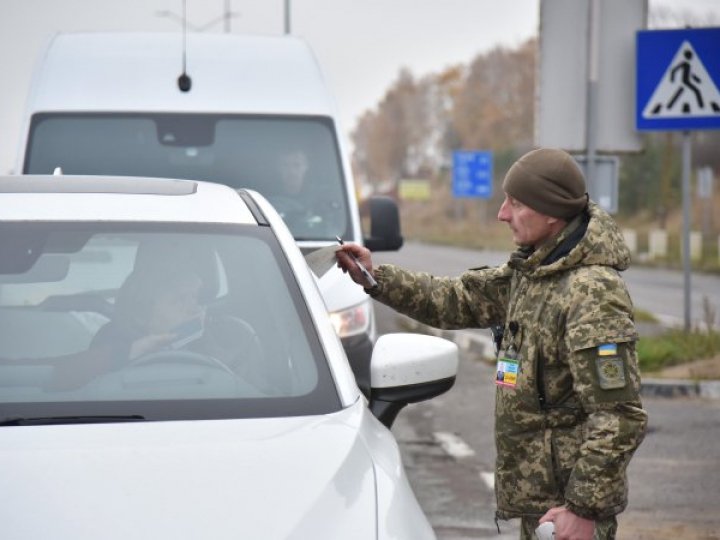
[25,113,350,241]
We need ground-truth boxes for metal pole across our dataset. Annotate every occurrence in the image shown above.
[682,131,692,332]
[284,0,291,34]
[224,0,231,33]
[585,0,600,198]
[181,0,188,72]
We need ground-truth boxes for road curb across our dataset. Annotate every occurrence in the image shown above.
[640,378,720,400]
[397,316,720,401]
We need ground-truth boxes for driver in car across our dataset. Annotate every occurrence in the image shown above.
[92,268,207,362]
[44,265,264,391]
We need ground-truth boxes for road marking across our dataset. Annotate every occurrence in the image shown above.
[480,471,495,490]
[433,431,475,458]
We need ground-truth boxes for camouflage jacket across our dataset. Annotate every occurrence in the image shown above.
[370,202,648,521]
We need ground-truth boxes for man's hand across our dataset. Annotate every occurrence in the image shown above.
[539,506,594,540]
[336,243,375,288]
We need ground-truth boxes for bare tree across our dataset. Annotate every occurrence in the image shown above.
[351,39,537,194]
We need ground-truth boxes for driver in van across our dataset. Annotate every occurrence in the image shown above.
[270,147,343,234]
[278,149,309,197]
[270,149,314,222]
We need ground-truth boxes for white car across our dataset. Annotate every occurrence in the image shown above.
[0,175,458,539]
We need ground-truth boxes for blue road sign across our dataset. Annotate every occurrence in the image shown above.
[636,27,720,131]
[452,150,493,199]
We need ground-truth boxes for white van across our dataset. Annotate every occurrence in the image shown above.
[18,32,402,394]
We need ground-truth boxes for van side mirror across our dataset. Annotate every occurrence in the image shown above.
[364,196,403,252]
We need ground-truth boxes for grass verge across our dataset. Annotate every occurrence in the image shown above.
[637,329,720,373]
[634,308,658,324]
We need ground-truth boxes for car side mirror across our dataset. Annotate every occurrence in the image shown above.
[368,333,458,428]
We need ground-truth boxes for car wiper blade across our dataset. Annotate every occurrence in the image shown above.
[0,415,146,426]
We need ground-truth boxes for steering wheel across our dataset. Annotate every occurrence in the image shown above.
[131,349,235,375]
[268,196,324,232]
[269,196,306,220]
[208,315,266,369]
[205,315,290,394]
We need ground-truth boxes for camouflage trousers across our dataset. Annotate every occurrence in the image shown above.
[519,515,617,539]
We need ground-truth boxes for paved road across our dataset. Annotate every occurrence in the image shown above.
[373,242,720,540]
[376,241,720,330]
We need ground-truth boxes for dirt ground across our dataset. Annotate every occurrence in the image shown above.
[618,517,720,540]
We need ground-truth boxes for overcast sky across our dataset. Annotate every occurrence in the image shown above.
[0,0,718,174]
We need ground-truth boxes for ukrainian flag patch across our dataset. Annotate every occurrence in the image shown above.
[598,343,618,356]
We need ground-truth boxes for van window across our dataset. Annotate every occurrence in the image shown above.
[25,113,351,241]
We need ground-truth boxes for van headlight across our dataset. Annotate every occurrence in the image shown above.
[329,301,371,338]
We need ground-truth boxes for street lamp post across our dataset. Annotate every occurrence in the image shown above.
[285,0,291,34]
[155,2,240,33]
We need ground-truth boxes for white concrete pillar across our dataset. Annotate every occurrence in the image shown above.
[649,229,668,260]
[622,228,637,254]
[689,231,702,261]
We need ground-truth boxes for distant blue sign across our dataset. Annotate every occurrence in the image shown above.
[452,150,493,199]
[637,27,720,131]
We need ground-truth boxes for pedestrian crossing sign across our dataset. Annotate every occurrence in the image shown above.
[637,27,720,131]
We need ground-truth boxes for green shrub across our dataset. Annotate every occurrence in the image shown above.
[634,308,658,324]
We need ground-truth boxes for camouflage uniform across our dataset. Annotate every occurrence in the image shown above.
[369,202,648,531]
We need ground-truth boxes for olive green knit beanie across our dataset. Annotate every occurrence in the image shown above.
[502,148,588,219]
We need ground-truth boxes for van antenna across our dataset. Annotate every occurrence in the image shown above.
[177,0,192,92]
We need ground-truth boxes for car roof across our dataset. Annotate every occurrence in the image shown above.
[0,175,258,224]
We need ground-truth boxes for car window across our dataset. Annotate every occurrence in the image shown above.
[0,222,340,422]
[25,113,350,242]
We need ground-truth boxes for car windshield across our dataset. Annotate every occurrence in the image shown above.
[0,221,340,423]
[24,113,351,242]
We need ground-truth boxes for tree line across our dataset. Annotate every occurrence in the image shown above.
[350,37,719,226]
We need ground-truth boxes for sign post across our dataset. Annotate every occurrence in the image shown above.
[637,27,720,331]
[537,0,646,213]
[573,155,619,213]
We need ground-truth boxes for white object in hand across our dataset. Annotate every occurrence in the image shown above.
[336,236,377,288]
[535,522,555,540]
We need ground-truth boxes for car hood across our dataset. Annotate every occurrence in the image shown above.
[0,402,378,539]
